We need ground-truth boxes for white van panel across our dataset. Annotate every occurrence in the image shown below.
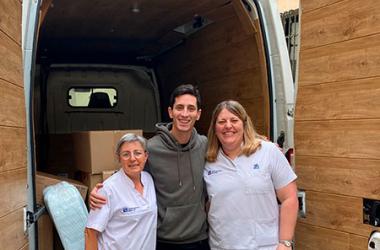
[256,0,295,150]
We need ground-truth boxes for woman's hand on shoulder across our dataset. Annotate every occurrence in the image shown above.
[89,183,107,210]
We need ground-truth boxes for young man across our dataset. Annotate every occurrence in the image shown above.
[147,84,209,249]
[90,84,209,250]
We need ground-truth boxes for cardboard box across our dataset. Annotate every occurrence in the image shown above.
[38,213,54,250]
[73,130,142,174]
[78,172,103,194]
[102,170,118,181]
[36,171,88,202]
[36,171,88,250]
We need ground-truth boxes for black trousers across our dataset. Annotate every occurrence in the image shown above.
[156,239,210,250]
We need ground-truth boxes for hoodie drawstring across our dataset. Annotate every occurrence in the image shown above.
[176,147,182,187]
[176,144,196,191]
[188,148,196,191]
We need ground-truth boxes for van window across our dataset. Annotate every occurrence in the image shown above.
[68,87,117,108]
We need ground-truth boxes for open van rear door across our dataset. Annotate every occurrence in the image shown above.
[22,0,42,249]
[242,0,295,151]
[257,0,294,151]
[0,0,31,249]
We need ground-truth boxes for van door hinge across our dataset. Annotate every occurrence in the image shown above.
[24,204,46,234]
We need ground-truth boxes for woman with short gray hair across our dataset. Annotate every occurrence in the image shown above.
[85,133,157,250]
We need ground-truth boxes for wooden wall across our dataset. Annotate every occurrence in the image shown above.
[154,2,269,136]
[295,0,380,248]
[0,0,28,249]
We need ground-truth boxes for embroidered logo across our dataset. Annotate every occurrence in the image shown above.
[207,170,222,175]
[122,207,138,213]
[253,163,260,170]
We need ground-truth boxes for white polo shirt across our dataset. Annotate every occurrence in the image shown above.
[204,141,297,250]
[87,170,157,250]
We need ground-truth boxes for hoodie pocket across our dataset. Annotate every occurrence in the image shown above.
[158,202,206,241]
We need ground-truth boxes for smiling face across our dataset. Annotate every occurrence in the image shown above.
[215,108,244,154]
[168,94,201,135]
[119,141,148,178]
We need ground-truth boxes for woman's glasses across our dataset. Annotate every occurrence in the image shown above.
[120,150,145,160]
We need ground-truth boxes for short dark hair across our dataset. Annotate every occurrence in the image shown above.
[169,84,201,109]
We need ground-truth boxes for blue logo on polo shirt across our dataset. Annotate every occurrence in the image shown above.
[253,164,260,170]
[122,207,138,213]
[207,170,222,175]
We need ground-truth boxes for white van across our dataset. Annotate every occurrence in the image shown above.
[5,0,295,248]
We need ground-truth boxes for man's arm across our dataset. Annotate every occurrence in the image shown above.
[89,183,107,210]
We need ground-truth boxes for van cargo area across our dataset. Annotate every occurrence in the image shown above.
[34,0,275,176]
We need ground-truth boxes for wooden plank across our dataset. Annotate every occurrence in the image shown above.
[300,0,345,14]
[295,120,380,159]
[295,222,350,249]
[198,70,263,100]
[298,32,380,86]
[185,16,252,61]
[171,37,260,83]
[38,213,54,250]
[301,0,380,49]
[156,5,257,78]
[0,79,25,127]
[349,234,369,250]
[295,223,368,249]
[298,191,373,236]
[0,0,21,44]
[158,37,261,99]
[0,168,27,217]
[252,18,269,137]
[0,127,26,172]
[39,0,53,27]
[203,1,236,23]
[297,156,380,199]
[232,0,256,35]
[157,17,257,80]
[0,30,22,86]
[295,77,380,121]
[0,208,28,250]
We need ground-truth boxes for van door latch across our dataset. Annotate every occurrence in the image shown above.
[24,204,46,233]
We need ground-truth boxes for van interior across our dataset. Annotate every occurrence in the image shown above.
[34,0,270,176]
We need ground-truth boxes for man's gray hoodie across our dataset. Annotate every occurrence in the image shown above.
[146,122,208,244]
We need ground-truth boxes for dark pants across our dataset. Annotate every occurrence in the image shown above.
[156,239,210,250]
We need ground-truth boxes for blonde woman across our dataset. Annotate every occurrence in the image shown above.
[204,100,298,250]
